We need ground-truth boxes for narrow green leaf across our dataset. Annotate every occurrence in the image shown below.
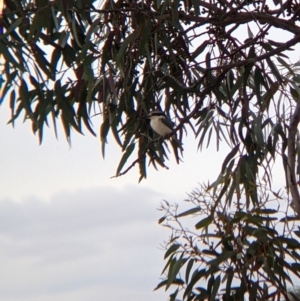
[208,251,236,267]
[206,127,213,149]
[77,101,96,136]
[19,79,31,116]
[249,281,259,301]
[226,70,235,92]
[0,41,23,71]
[9,89,16,126]
[261,42,274,52]
[202,249,219,256]
[253,208,278,215]
[116,143,135,175]
[138,137,147,181]
[164,244,180,259]
[197,112,213,150]
[137,19,152,57]
[229,76,243,98]
[158,216,166,224]
[184,269,206,299]
[206,51,211,68]
[1,17,23,38]
[177,207,201,218]
[195,287,209,299]
[266,57,282,83]
[243,46,255,86]
[280,237,300,249]
[32,46,53,79]
[225,268,234,300]
[59,31,70,48]
[71,14,82,48]
[62,44,76,67]
[207,275,214,297]
[51,47,62,74]
[277,56,294,74]
[291,263,300,271]
[221,144,239,174]
[51,5,59,31]
[111,123,123,148]
[195,216,213,230]
[169,288,179,301]
[247,24,254,38]
[51,108,58,140]
[161,254,175,275]
[262,258,282,288]
[61,111,71,141]
[153,278,184,291]
[290,86,299,102]
[100,118,110,158]
[167,257,188,290]
[254,67,262,107]
[210,274,220,301]
[185,259,194,284]
[280,216,300,222]
[191,41,209,60]
[85,16,102,42]
[116,30,140,67]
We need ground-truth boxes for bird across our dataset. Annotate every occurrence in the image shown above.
[147,110,175,137]
[146,111,183,153]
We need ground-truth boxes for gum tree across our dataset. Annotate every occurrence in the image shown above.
[2,0,300,300]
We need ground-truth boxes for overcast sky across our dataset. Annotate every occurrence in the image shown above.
[0,103,231,301]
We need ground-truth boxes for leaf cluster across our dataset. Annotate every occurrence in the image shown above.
[2,0,300,180]
[156,186,300,301]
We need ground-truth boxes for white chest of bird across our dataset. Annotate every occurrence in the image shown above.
[147,111,175,137]
[149,115,173,136]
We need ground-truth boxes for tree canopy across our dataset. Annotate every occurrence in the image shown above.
[2,0,300,300]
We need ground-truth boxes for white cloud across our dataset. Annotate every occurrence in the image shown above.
[0,102,222,301]
[0,185,169,301]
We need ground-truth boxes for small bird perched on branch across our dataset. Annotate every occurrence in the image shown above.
[146,111,184,162]
[147,111,176,137]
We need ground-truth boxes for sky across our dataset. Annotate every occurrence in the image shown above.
[0,104,229,301]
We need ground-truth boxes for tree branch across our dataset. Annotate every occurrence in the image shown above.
[172,34,300,135]
[180,11,300,35]
[207,34,300,72]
